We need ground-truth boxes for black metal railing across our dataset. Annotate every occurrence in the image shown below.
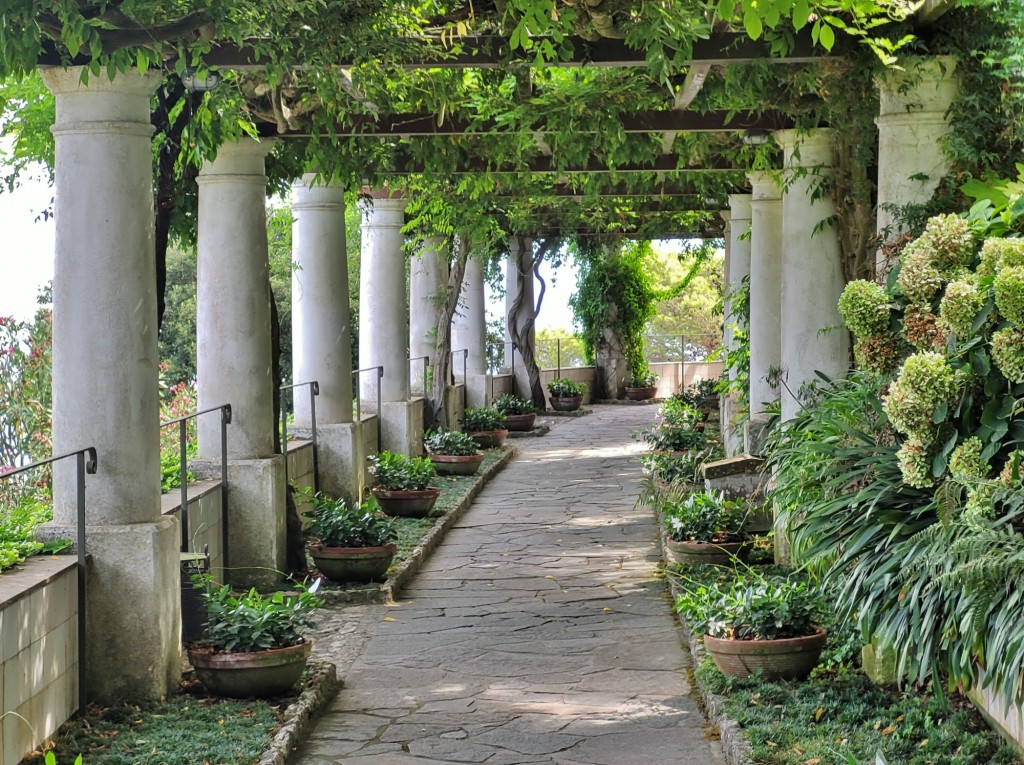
[409,355,430,398]
[159,405,232,559]
[280,381,319,494]
[451,348,469,410]
[353,365,384,447]
[1,446,97,714]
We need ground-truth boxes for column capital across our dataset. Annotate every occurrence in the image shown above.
[727,193,752,221]
[42,66,161,131]
[775,128,834,170]
[877,56,958,121]
[199,138,275,181]
[748,171,782,202]
[293,173,346,211]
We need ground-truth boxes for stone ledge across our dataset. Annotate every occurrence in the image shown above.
[256,660,339,765]
[507,425,551,439]
[702,455,764,480]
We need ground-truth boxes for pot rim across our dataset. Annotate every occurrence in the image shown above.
[704,626,828,650]
[187,639,312,661]
[310,542,398,555]
[427,452,484,462]
[370,486,441,498]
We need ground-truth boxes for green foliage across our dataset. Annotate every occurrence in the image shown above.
[570,239,658,380]
[639,398,709,452]
[492,394,535,416]
[424,429,479,457]
[640,447,720,489]
[838,279,891,338]
[0,489,70,572]
[661,490,748,544]
[300,491,396,548]
[547,377,586,397]
[624,371,657,388]
[881,351,958,445]
[196,576,321,653]
[534,328,587,371]
[460,407,506,432]
[715,275,750,407]
[0,303,52,477]
[368,451,435,491]
[675,565,821,641]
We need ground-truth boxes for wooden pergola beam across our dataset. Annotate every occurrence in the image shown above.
[384,154,744,175]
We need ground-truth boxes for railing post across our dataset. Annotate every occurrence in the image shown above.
[220,405,231,573]
[179,419,188,551]
[76,447,96,713]
[281,388,290,492]
[353,370,362,422]
[376,366,384,448]
[462,349,469,411]
[679,334,685,389]
[557,338,562,378]
[309,381,320,494]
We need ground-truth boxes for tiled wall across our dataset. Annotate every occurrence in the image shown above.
[0,557,78,765]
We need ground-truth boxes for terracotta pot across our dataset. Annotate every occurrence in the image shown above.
[549,395,583,412]
[503,413,536,432]
[310,542,397,583]
[703,628,828,681]
[428,452,485,476]
[665,538,751,566]
[468,429,508,449]
[370,487,441,517]
[188,641,311,698]
[624,386,658,401]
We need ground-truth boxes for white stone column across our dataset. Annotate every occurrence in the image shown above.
[453,256,489,407]
[726,195,752,376]
[747,173,783,418]
[197,138,285,588]
[409,236,447,395]
[291,175,362,502]
[505,236,535,397]
[360,194,422,455]
[720,211,733,365]
[42,66,179,702]
[776,129,850,421]
[876,57,958,263]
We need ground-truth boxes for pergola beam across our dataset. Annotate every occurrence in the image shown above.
[385,154,744,175]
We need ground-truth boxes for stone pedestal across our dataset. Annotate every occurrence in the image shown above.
[42,66,179,701]
[225,456,286,588]
[775,129,850,421]
[876,57,958,261]
[315,423,364,506]
[381,401,424,457]
[465,373,491,409]
[748,172,784,417]
[291,175,352,426]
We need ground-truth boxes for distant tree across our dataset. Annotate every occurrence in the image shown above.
[645,241,723,363]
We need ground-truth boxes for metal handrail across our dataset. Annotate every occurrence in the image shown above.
[1,446,97,714]
[408,355,430,398]
[160,404,232,560]
[353,366,384,448]
[451,348,469,410]
[280,381,320,493]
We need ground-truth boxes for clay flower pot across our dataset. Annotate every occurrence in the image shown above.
[468,429,508,449]
[370,486,441,517]
[703,628,828,681]
[624,386,658,401]
[188,641,312,699]
[503,413,536,432]
[549,395,583,412]
[428,452,485,476]
[310,542,397,583]
[665,538,751,566]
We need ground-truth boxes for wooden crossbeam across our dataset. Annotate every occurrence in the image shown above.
[385,154,744,175]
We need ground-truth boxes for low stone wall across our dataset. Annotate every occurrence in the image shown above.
[538,367,597,407]
[650,360,725,397]
[0,556,79,765]
[969,671,1024,753]
[161,479,225,582]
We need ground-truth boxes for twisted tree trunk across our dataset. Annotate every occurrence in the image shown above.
[506,237,553,410]
[430,238,471,428]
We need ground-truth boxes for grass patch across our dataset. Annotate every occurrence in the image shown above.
[22,681,279,765]
[674,564,1023,765]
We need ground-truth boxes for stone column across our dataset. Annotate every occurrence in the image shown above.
[453,256,489,407]
[720,210,733,373]
[359,194,422,455]
[505,236,536,398]
[746,172,784,453]
[775,129,850,422]
[42,66,179,702]
[409,237,447,397]
[291,175,362,502]
[723,197,751,456]
[876,57,958,267]
[197,138,285,588]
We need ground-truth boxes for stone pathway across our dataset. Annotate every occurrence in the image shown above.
[295,404,723,765]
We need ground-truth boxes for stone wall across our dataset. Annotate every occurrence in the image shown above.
[0,557,79,764]
[650,361,725,397]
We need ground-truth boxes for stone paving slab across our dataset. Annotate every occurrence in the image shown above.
[293,405,723,765]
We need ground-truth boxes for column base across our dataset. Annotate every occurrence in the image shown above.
[380,400,424,456]
[466,374,490,409]
[744,414,774,456]
[37,516,181,702]
[317,422,365,505]
[225,456,286,589]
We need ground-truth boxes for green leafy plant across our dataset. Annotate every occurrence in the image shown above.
[298,489,396,548]
[460,406,506,432]
[661,490,749,544]
[368,451,435,491]
[195,576,322,653]
[547,377,586,397]
[424,429,479,456]
[624,371,657,387]
[493,394,535,415]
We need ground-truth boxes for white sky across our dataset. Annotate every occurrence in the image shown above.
[0,167,55,321]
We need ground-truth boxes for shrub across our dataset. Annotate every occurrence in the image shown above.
[547,377,586,397]
[460,407,506,432]
[300,489,396,548]
[197,577,322,653]
[368,452,435,491]
[493,394,535,415]
[661,490,748,543]
[838,280,891,338]
[424,429,479,456]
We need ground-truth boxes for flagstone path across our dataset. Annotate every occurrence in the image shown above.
[294,404,723,765]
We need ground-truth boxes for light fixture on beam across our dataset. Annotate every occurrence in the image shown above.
[741,129,772,147]
[180,67,222,93]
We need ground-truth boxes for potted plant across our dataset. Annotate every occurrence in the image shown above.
[660,490,751,565]
[675,569,826,680]
[187,576,322,698]
[638,400,708,452]
[425,428,485,475]
[301,489,398,583]
[461,406,508,448]
[493,393,537,431]
[547,377,586,412]
[695,378,721,418]
[368,451,440,517]
[624,369,658,401]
